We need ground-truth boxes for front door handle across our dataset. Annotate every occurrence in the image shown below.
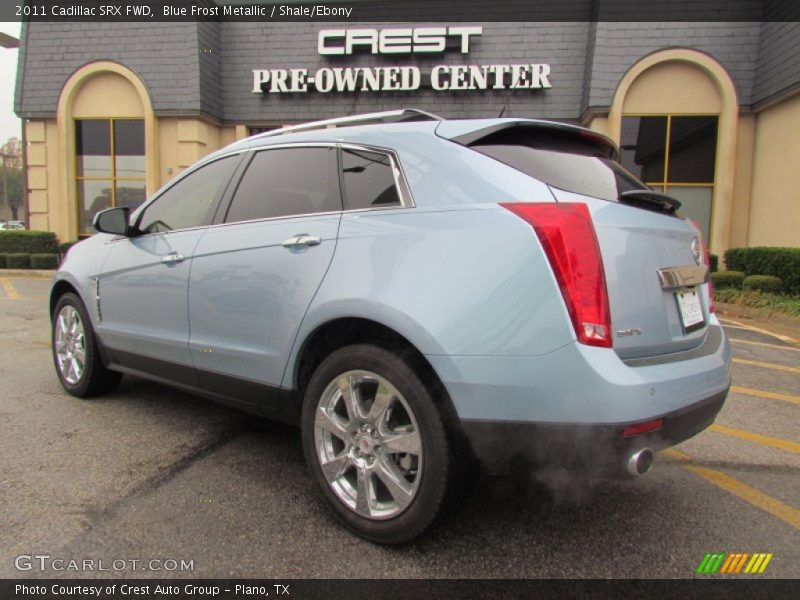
[282,234,321,249]
[161,252,185,265]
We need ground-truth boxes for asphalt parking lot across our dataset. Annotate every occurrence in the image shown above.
[1,275,798,579]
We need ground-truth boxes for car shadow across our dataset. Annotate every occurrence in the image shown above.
[96,375,691,578]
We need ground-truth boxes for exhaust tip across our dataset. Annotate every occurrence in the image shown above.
[626,448,654,477]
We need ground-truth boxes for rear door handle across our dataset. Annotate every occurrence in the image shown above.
[282,234,321,249]
[161,252,185,265]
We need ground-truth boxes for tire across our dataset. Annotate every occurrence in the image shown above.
[52,292,121,398]
[301,344,454,544]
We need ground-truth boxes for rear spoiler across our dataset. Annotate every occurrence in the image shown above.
[435,119,620,161]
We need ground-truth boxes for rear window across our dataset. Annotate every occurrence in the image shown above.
[469,128,646,202]
[341,149,401,210]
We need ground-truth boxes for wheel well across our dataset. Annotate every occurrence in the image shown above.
[295,318,462,431]
[50,280,79,318]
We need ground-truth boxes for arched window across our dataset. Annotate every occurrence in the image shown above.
[57,61,158,239]
[608,50,739,252]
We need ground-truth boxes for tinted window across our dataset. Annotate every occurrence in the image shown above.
[620,116,667,183]
[341,149,401,210]
[472,128,645,203]
[225,148,340,223]
[137,155,238,234]
[113,120,146,179]
[667,116,718,183]
[76,120,111,177]
[620,115,718,185]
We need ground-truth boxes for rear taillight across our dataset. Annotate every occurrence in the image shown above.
[500,202,612,348]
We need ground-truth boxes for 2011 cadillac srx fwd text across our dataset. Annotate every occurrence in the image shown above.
[50,110,731,543]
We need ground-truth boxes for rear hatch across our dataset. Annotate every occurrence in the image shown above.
[439,120,711,359]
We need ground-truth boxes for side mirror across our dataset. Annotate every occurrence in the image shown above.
[93,207,131,236]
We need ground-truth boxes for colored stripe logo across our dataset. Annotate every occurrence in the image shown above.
[696,552,773,574]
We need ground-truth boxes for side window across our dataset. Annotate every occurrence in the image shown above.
[341,149,401,210]
[225,147,341,223]
[136,155,239,234]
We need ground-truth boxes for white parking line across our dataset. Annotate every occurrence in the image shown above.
[718,316,798,344]
[730,338,800,353]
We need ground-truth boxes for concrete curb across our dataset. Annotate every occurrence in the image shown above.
[0,269,56,278]
[716,301,800,341]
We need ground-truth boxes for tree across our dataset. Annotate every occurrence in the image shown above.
[1,137,23,221]
[2,138,21,168]
[0,167,23,220]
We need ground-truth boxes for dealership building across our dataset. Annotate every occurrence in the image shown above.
[13,18,800,253]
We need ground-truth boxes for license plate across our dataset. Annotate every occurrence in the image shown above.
[676,288,704,332]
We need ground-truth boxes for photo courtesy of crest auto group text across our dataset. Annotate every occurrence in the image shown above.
[0,0,798,596]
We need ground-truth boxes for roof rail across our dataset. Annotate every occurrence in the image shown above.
[251,109,444,139]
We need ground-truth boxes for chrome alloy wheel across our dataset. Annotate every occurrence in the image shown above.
[54,305,86,385]
[314,370,423,520]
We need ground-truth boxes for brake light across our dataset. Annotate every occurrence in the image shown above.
[500,202,612,348]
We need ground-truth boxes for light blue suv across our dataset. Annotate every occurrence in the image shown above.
[51,110,731,543]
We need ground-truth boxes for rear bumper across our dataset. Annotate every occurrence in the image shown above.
[427,319,732,473]
[460,388,727,473]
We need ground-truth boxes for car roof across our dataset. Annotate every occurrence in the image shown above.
[206,110,619,163]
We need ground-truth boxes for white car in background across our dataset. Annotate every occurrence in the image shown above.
[0,221,25,230]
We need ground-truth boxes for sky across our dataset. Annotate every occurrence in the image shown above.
[0,21,22,147]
